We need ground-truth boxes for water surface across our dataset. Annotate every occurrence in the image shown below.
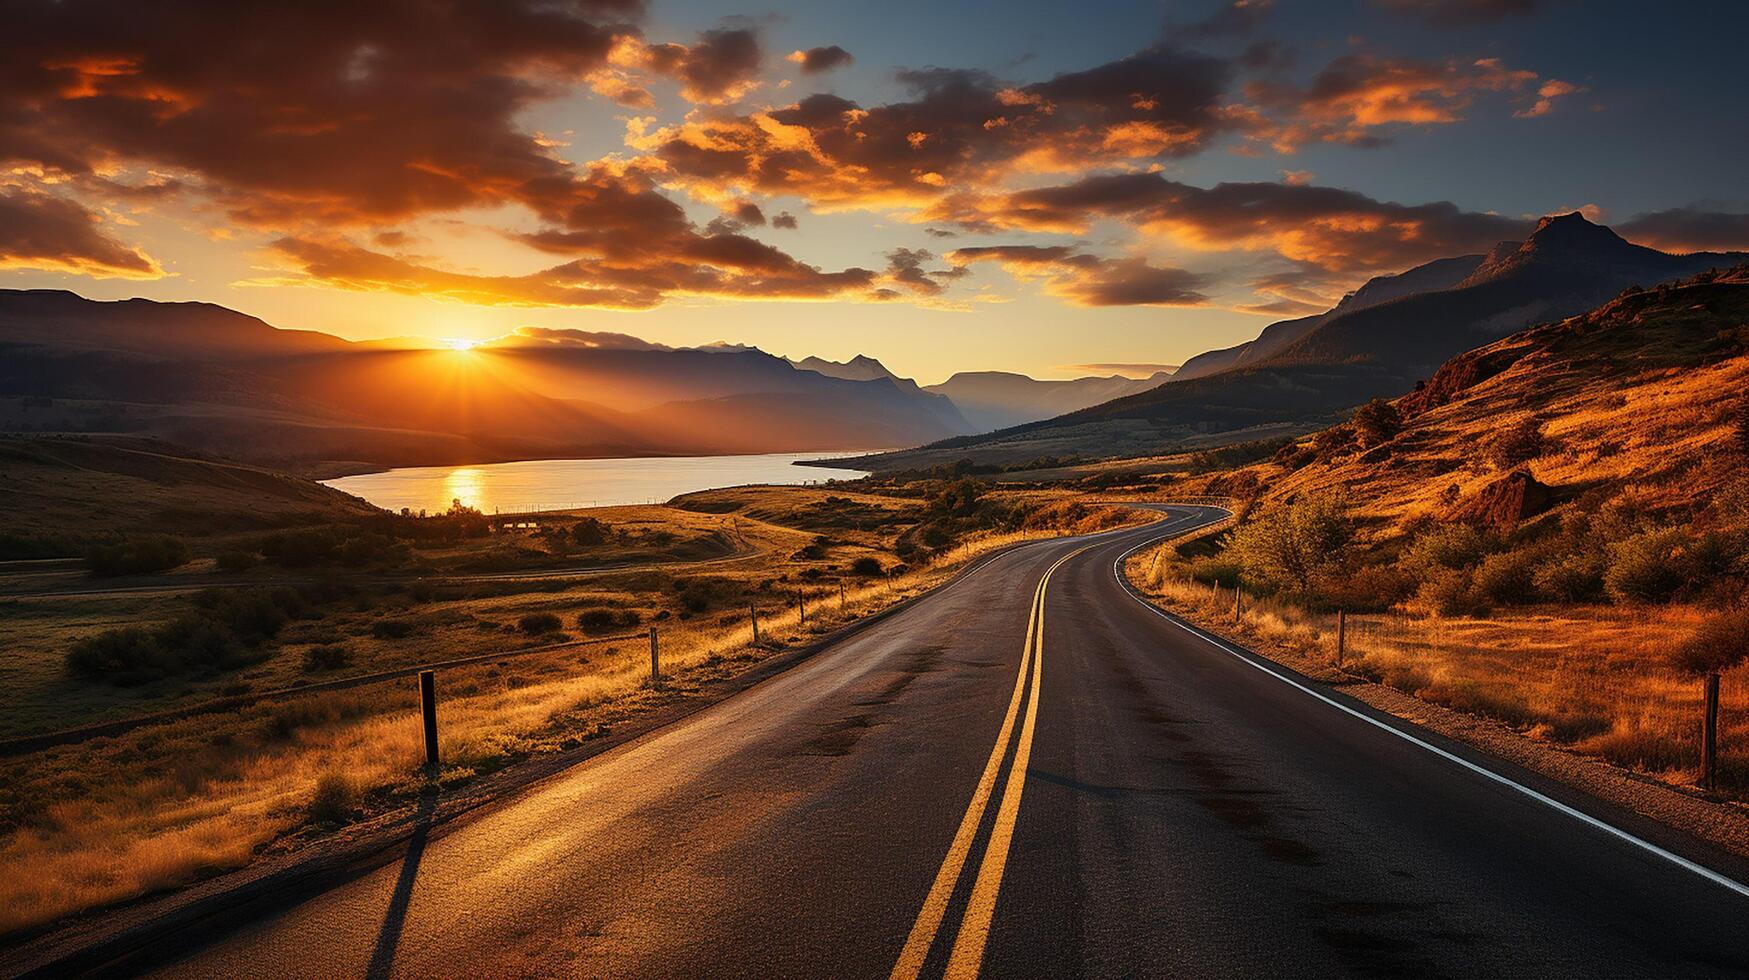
[323,452,869,514]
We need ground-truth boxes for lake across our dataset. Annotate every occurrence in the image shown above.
[322,451,871,515]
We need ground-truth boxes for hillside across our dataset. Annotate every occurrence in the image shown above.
[1202,265,1749,527]
[0,435,380,547]
[852,214,1746,471]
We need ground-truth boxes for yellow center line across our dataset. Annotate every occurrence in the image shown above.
[888,571,1047,980]
[943,551,1073,978]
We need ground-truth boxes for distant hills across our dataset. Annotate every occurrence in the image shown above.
[842,213,1747,472]
[922,370,1176,431]
[0,290,977,471]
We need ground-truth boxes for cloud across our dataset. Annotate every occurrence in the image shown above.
[927,172,1529,275]
[1373,0,1542,25]
[1514,78,1585,118]
[612,28,764,105]
[260,163,883,308]
[486,327,672,351]
[1241,53,1564,150]
[0,188,163,278]
[0,0,647,229]
[787,46,854,74]
[1177,0,1274,40]
[1617,207,1749,252]
[950,245,1209,307]
[637,44,1235,209]
[771,211,798,229]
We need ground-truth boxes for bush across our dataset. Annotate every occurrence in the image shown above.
[577,608,640,634]
[1417,567,1487,617]
[1400,524,1492,581]
[1224,496,1354,592]
[66,628,171,684]
[850,556,885,576]
[1672,608,1749,675]
[1473,549,1541,605]
[1605,527,1695,603]
[1532,551,1606,603]
[570,518,609,546]
[84,536,190,576]
[1491,417,1546,468]
[301,644,352,672]
[518,612,563,634]
[216,550,259,573]
[306,772,359,825]
[371,618,416,640]
[1351,398,1402,448]
[1318,563,1414,613]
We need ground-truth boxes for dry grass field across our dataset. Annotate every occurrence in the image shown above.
[0,479,1147,937]
[1127,554,1749,800]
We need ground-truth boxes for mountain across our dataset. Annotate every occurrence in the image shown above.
[1173,253,1485,380]
[923,370,1176,431]
[791,354,899,383]
[0,291,974,470]
[843,214,1747,472]
[1191,263,1749,524]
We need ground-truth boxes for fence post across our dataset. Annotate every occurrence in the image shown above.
[419,670,439,770]
[750,604,761,645]
[649,626,661,689]
[1233,585,1243,624]
[1702,672,1720,791]
[798,589,807,625]
[839,579,847,611]
[1336,609,1347,666]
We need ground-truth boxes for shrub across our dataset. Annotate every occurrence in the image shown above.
[1351,398,1402,448]
[1318,563,1414,613]
[1491,417,1546,468]
[301,644,352,672]
[66,628,170,684]
[571,518,609,546]
[577,608,639,634]
[1473,549,1541,605]
[1400,524,1492,581]
[518,612,563,634]
[1224,496,1354,592]
[1417,567,1487,617]
[215,550,259,573]
[1605,527,1695,603]
[1672,608,1749,675]
[371,619,416,640]
[1533,551,1607,603]
[306,772,359,825]
[84,536,190,576]
[850,556,884,576]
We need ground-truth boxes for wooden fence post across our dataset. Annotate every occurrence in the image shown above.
[750,604,761,645]
[798,590,806,625]
[839,578,847,611]
[1233,586,1243,624]
[1703,671,1720,791]
[649,626,661,689]
[419,670,439,769]
[1336,609,1347,666]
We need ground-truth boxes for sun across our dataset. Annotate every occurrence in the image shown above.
[444,337,479,352]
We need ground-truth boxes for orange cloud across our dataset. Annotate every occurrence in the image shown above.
[950,245,1209,307]
[0,188,163,279]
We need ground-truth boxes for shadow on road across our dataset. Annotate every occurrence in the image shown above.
[365,787,439,980]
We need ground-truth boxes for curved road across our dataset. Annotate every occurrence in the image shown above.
[104,507,1749,977]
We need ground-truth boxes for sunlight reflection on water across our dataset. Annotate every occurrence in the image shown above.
[323,451,870,514]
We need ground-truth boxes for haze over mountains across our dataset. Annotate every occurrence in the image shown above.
[845,213,1748,471]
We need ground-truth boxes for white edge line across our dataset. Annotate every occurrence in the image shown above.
[1112,507,1749,902]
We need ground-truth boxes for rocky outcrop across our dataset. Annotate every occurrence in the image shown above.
[1452,469,1553,530]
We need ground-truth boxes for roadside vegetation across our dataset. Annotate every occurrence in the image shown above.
[0,468,1149,938]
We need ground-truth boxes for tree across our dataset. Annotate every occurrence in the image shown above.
[1224,496,1355,593]
[1492,417,1546,468]
[1673,608,1749,791]
[1351,398,1402,448]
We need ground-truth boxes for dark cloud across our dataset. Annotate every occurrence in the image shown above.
[1617,207,1749,252]
[883,246,967,296]
[0,0,648,228]
[488,327,672,351]
[0,188,161,278]
[1177,0,1274,40]
[625,28,764,104]
[1374,0,1542,26]
[950,245,1208,307]
[771,211,798,229]
[642,44,1235,208]
[787,45,854,74]
[267,163,881,308]
[927,172,1529,274]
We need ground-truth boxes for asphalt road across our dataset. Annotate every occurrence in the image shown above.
[119,506,1749,978]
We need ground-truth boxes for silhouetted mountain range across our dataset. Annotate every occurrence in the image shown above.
[923,371,1177,431]
[839,213,1748,471]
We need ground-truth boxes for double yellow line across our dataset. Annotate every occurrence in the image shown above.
[890,548,1082,980]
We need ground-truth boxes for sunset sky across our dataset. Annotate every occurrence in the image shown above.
[3,0,1746,383]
